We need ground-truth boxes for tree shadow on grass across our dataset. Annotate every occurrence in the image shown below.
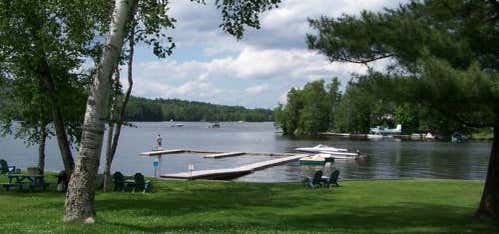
[98,202,499,233]
[94,185,317,218]
[13,183,499,233]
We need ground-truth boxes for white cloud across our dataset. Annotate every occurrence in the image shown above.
[130,0,409,108]
[245,84,270,95]
[130,46,371,108]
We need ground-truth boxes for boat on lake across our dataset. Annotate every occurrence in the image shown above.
[369,124,402,135]
[171,123,184,127]
[209,122,220,128]
[299,153,335,165]
[367,133,385,139]
[295,144,347,153]
[319,151,361,160]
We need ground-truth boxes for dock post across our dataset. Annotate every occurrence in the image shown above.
[157,155,162,177]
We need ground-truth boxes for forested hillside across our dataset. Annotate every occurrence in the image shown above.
[125,97,273,122]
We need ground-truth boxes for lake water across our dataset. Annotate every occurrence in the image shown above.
[0,122,491,182]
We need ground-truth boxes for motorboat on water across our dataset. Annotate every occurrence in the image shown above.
[295,144,347,153]
[209,122,220,128]
[367,133,394,140]
[299,153,335,165]
[319,151,361,160]
[171,123,184,127]
[320,151,359,157]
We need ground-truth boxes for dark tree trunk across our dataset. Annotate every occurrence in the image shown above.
[102,122,115,192]
[38,70,75,176]
[38,122,48,175]
[31,18,75,176]
[40,66,75,176]
[475,107,499,219]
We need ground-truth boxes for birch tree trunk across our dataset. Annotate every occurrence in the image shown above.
[64,0,136,223]
[103,25,135,192]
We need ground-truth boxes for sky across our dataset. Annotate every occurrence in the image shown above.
[127,0,408,109]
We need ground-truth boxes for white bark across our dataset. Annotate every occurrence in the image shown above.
[64,0,136,223]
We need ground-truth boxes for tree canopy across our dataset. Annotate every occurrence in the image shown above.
[307,0,499,219]
[274,79,339,136]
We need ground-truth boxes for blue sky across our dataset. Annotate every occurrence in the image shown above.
[127,0,407,109]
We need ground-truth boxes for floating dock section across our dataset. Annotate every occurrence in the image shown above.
[140,149,187,156]
[161,154,307,180]
[139,149,293,158]
[204,152,245,158]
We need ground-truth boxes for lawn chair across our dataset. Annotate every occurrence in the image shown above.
[304,170,323,189]
[56,170,69,192]
[132,173,152,193]
[322,170,340,188]
[112,171,125,191]
[0,159,16,174]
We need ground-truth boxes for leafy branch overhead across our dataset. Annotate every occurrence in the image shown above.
[307,0,499,128]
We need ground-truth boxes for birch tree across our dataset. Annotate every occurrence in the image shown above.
[64,0,281,223]
[103,0,175,192]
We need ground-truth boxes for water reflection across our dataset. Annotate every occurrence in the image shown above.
[0,122,491,182]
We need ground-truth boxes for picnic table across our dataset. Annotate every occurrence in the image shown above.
[2,174,49,191]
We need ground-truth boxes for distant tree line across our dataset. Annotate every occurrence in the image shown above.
[125,96,273,122]
[274,78,468,137]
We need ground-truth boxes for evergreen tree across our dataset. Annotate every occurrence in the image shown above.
[307,0,499,218]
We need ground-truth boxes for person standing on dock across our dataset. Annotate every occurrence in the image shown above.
[156,134,163,149]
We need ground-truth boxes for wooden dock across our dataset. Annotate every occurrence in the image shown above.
[140,149,187,156]
[139,149,293,158]
[160,154,307,180]
[204,152,245,158]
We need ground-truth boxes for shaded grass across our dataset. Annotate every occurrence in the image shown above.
[0,176,497,233]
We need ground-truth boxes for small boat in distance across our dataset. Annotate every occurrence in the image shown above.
[295,144,347,153]
[369,124,402,135]
[171,123,184,127]
[209,122,220,128]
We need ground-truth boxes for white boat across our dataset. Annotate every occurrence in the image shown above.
[319,151,360,160]
[171,123,184,127]
[295,144,347,153]
[209,122,220,128]
[331,155,358,160]
[320,151,359,157]
[299,153,335,165]
[424,132,435,140]
[370,124,402,135]
[367,134,393,139]
[367,134,384,139]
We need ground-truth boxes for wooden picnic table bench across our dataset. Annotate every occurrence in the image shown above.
[2,174,50,191]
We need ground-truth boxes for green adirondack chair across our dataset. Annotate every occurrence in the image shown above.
[112,171,125,191]
[132,173,152,193]
[0,159,16,174]
[323,170,340,188]
[304,170,323,189]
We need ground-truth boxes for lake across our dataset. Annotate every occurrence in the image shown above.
[0,122,491,182]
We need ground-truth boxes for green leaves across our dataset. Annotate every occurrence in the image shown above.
[215,0,281,39]
[307,0,499,130]
[275,79,336,136]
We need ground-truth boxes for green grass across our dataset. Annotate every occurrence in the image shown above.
[0,176,497,233]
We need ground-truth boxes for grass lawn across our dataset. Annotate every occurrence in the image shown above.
[0,176,497,233]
